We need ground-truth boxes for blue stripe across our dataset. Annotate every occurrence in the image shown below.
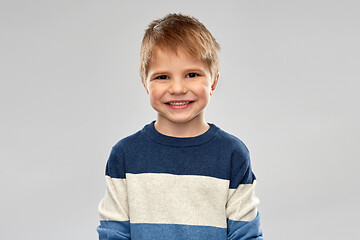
[130,223,227,240]
[106,123,255,187]
[227,212,263,239]
[97,219,262,240]
[97,220,130,240]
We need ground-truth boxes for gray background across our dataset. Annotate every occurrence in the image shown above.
[1,0,359,239]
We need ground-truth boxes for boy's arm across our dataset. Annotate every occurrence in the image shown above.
[226,145,263,240]
[97,146,131,240]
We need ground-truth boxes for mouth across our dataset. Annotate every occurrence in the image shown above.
[166,101,194,106]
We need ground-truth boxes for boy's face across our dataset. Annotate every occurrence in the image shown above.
[144,47,218,126]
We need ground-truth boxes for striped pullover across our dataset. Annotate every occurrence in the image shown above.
[97,121,263,239]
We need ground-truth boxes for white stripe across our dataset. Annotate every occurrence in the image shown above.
[98,176,129,221]
[126,173,230,228]
[226,180,259,222]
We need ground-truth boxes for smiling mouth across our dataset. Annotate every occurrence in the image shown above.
[166,101,194,106]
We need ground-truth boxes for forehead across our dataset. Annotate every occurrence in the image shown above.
[149,47,207,69]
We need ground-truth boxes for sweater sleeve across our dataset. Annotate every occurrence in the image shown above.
[97,145,131,240]
[226,143,263,240]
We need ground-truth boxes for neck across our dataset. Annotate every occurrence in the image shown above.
[154,117,210,138]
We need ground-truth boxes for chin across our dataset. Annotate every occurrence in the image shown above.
[168,115,203,125]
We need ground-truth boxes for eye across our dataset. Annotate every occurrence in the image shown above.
[155,75,169,80]
[186,73,198,78]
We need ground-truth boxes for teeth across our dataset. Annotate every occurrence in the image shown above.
[168,101,191,106]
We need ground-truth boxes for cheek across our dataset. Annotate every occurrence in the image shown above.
[148,86,164,103]
[196,84,211,97]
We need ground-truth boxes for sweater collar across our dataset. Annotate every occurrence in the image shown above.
[142,120,219,147]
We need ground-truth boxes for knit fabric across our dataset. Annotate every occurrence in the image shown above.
[97,121,262,239]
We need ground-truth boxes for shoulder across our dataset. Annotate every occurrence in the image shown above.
[214,126,250,157]
[111,123,150,153]
[214,126,252,171]
[112,130,143,151]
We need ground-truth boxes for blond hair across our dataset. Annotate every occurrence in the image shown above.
[140,13,220,87]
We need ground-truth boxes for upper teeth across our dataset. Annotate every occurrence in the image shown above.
[168,101,191,106]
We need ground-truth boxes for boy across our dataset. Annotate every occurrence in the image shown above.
[97,13,263,239]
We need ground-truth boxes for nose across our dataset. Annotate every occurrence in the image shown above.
[168,78,187,94]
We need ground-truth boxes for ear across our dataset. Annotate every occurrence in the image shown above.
[210,72,220,95]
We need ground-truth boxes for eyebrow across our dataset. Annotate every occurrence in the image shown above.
[183,68,205,73]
